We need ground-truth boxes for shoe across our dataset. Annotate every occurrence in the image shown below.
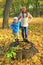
[24,39,29,43]
[15,39,19,42]
[23,38,25,42]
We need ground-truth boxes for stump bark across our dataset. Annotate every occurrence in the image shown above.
[16,46,38,60]
[9,41,38,61]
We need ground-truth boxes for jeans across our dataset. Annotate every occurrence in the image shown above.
[21,27,28,39]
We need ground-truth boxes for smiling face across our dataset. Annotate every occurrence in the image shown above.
[13,17,18,22]
[22,7,26,13]
[14,19,18,22]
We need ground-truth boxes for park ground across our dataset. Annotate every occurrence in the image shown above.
[0,17,43,65]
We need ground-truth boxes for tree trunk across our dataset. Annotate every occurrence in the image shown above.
[2,0,12,28]
[35,0,39,16]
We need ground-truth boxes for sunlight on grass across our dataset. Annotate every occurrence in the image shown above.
[0,17,43,27]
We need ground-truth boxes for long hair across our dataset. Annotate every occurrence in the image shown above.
[21,7,28,18]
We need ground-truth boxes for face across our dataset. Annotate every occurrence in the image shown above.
[14,19,18,22]
[22,7,26,13]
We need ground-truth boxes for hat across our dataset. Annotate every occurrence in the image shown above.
[13,17,18,20]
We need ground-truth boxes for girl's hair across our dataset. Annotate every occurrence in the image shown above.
[21,6,28,17]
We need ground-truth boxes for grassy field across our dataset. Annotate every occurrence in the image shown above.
[0,17,43,65]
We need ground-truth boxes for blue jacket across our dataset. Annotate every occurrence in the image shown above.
[10,21,21,33]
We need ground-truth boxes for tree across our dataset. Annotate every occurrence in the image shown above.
[35,0,39,16]
[2,0,12,28]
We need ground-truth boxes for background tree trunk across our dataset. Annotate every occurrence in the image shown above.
[2,0,12,28]
[35,0,39,16]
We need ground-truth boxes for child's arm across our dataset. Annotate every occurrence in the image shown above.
[9,23,14,29]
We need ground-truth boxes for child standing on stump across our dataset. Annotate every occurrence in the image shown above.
[18,6,33,42]
[10,17,20,42]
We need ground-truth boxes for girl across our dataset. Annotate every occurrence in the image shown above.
[18,6,33,42]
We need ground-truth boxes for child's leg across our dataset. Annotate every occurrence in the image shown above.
[13,33,17,41]
[17,32,19,40]
[15,32,19,42]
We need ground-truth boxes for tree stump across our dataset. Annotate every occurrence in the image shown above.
[16,45,38,60]
[22,49,30,59]
[9,41,38,61]
[16,49,22,61]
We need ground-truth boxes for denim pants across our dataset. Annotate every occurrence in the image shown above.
[21,27,28,39]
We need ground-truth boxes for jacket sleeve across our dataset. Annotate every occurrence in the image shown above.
[19,22,21,29]
[10,23,14,29]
